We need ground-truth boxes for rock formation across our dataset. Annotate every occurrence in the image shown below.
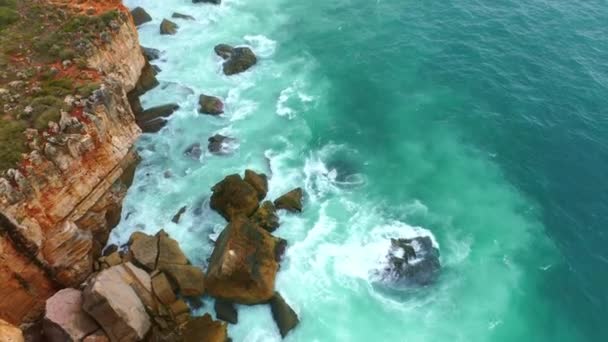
[213,44,257,75]
[274,188,304,212]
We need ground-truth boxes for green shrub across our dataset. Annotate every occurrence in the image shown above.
[0,119,27,172]
[0,7,18,30]
[0,0,17,7]
[33,108,61,130]
[76,82,99,97]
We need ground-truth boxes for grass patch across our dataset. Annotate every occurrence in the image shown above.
[0,119,27,172]
[0,7,18,31]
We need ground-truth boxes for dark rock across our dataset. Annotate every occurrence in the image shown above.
[275,238,287,262]
[269,292,299,338]
[381,236,440,287]
[136,103,180,133]
[172,12,195,20]
[184,143,202,160]
[128,92,143,116]
[198,94,224,115]
[210,174,260,221]
[182,314,227,342]
[160,19,178,35]
[274,188,303,213]
[205,217,280,304]
[222,47,257,75]
[131,7,152,26]
[172,206,187,223]
[208,134,235,155]
[214,44,234,60]
[131,61,159,97]
[193,0,221,4]
[214,299,237,324]
[244,170,268,201]
[141,46,161,61]
[251,201,279,232]
[102,244,118,257]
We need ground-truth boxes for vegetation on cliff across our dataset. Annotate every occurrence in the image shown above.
[0,0,127,172]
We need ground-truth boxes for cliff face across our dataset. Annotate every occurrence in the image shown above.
[0,8,144,325]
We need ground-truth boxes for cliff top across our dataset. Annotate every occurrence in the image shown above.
[0,0,128,172]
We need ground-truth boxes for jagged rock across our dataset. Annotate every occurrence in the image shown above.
[251,201,280,232]
[131,7,152,26]
[157,231,189,267]
[214,44,233,60]
[274,188,304,213]
[151,272,177,306]
[222,47,257,75]
[136,103,180,133]
[210,174,260,221]
[182,314,227,342]
[184,143,202,160]
[207,134,235,155]
[244,169,268,201]
[198,94,224,115]
[82,263,152,341]
[380,236,440,287]
[269,293,299,338]
[172,12,195,20]
[0,319,23,342]
[128,232,158,271]
[141,47,161,61]
[43,288,99,342]
[131,61,159,97]
[160,19,178,35]
[206,217,280,304]
[214,299,237,324]
[159,264,205,297]
[172,206,187,223]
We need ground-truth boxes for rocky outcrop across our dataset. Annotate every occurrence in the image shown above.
[43,288,99,342]
[380,236,440,287]
[131,7,152,26]
[269,293,299,338]
[274,188,304,212]
[160,19,178,35]
[214,45,257,75]
[205,217,280,304]
[210,174,260,221]
[0,5,144,325]
[199,94,224,115]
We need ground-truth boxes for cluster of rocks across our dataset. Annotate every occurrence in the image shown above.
[40,230,227,342]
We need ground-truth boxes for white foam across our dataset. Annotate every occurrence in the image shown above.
[244,34,277,58]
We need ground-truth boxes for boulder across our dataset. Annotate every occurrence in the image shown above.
[141,47,161,61]
[214,44,233,60]
[172,12,195,20]
[274,188,304,212]
[251,201,279,232]
[269,293,299,338]
[0,319,24,342]
[214,299,237,324]
[82,263,152,342]
[182,314,227,342]
[244,169,268,201]
[157,231,189,267]
[131,7,152,26]
[222,47,257,75]
[210,174,260,221]
[198,94,224,115]
[160,19,178,35]
[159,264,206,297]
[151,272,177,306]
[172,206,187,223]
[380,236,440,286]
[128,232,158,271]
[136,103,180,133]
[205,217,280,304]
[184,143,203,160]
[208,134,235,155]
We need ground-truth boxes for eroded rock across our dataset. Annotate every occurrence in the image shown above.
[160,19,178,35]
[198,94,224,115]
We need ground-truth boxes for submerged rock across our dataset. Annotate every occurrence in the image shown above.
[205,217,280,304]
[381,236,440,287]
[131,7,152,26]
[172,12,195,20]
[160,19,178,35]
[222,46,257,75]
[210,174,260,221]
[198,94,224,115]
[193,0,221,4]
[214,44,233,60]
[184,143,203,160]
[269,292,299,338]
[208,134,235,155]
[141,46,161,61]
[172,206,187,223]
[136,103,180,133]
[274,188,304,213]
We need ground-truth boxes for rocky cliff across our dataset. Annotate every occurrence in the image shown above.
[0,1,144,325]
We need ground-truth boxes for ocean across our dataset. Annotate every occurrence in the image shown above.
[112,0,608,340]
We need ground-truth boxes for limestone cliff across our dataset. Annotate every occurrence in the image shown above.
[0,2,144,325]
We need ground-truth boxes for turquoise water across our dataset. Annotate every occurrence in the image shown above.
[113,0,608,340]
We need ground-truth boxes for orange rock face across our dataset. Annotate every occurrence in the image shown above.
[206,217,280,304]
